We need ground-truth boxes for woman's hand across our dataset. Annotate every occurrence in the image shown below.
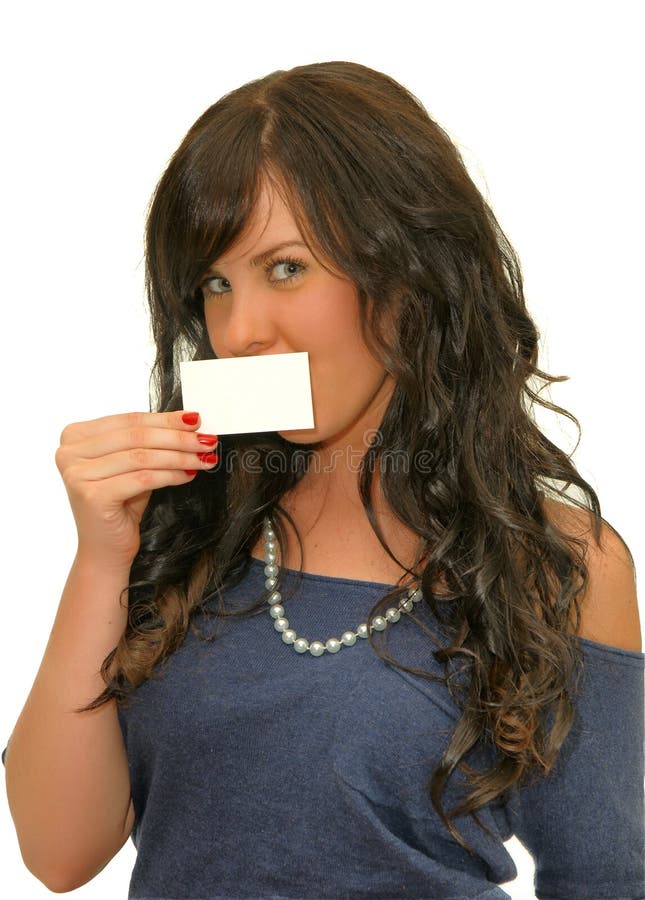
[55,411,219,568]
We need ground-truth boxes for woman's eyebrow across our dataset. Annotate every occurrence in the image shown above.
[251,240,309,267]
[209,240,310,273]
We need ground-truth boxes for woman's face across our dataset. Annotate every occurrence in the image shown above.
[201,181,394,456]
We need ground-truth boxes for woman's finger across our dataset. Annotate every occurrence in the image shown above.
[62,423,219,461]
[64,447,219,484]
[59,410,203,445]
[79,467,204,505]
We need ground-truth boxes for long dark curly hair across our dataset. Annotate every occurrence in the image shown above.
[79,60,616,852]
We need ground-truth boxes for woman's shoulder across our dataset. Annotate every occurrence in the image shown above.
[539,494,642,653]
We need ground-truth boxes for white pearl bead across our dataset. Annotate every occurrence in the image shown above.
[325,638,341,653]
[282,629,297,644]
[264,564,279,577]
[410,588,423,603]
[265,577,277,590]
[371,616,387,631]
[386,607,401,623]
[265,540,277,553]
[265,550,277,563]
[357,623,369,639]
[274,617,289,632]
[341,631,357,646]
[269,591,282,604]
[269,604,285,619]
[401,598,413,613]
[309,641,325,656]
[294,638,309,653]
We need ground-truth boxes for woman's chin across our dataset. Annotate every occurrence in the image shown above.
[277,427,320,445]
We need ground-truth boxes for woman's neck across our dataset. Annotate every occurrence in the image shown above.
[271,463,427,581]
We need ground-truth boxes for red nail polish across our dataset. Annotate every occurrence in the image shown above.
[184,470,198,476]
[197,433,219,446]
[199,453,219,464]
[182,412,199,425]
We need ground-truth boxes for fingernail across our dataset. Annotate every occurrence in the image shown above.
[185,470,198,476]
[182,412,199,425]
[197,433,219,446]
[198,453,219,465]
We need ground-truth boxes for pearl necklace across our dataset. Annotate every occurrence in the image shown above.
[262,516,423,657]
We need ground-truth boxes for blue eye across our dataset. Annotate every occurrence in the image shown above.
[201,255,307,297]
[203,275,231,295]
[266,257,306,284]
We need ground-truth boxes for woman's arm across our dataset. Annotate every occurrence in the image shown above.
[4,556,136,892]
[4,410,218,892]
[511,499,643,897]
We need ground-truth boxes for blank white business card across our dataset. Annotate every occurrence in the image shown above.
[179,352,315,435]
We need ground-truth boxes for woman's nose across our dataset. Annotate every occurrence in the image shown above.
[219,287,276,357]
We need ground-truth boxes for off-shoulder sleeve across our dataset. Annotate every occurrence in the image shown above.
[506,637,645,899]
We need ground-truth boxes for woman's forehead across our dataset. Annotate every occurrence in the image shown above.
[211,186,305,268]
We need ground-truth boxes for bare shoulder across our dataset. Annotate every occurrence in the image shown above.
[539,495,642,652]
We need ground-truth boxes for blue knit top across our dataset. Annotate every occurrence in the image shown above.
[6,555,642,898]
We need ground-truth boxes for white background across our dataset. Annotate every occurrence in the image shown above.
[1,2,642,898]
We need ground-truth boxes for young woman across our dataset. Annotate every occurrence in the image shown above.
[4,61,643,899]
